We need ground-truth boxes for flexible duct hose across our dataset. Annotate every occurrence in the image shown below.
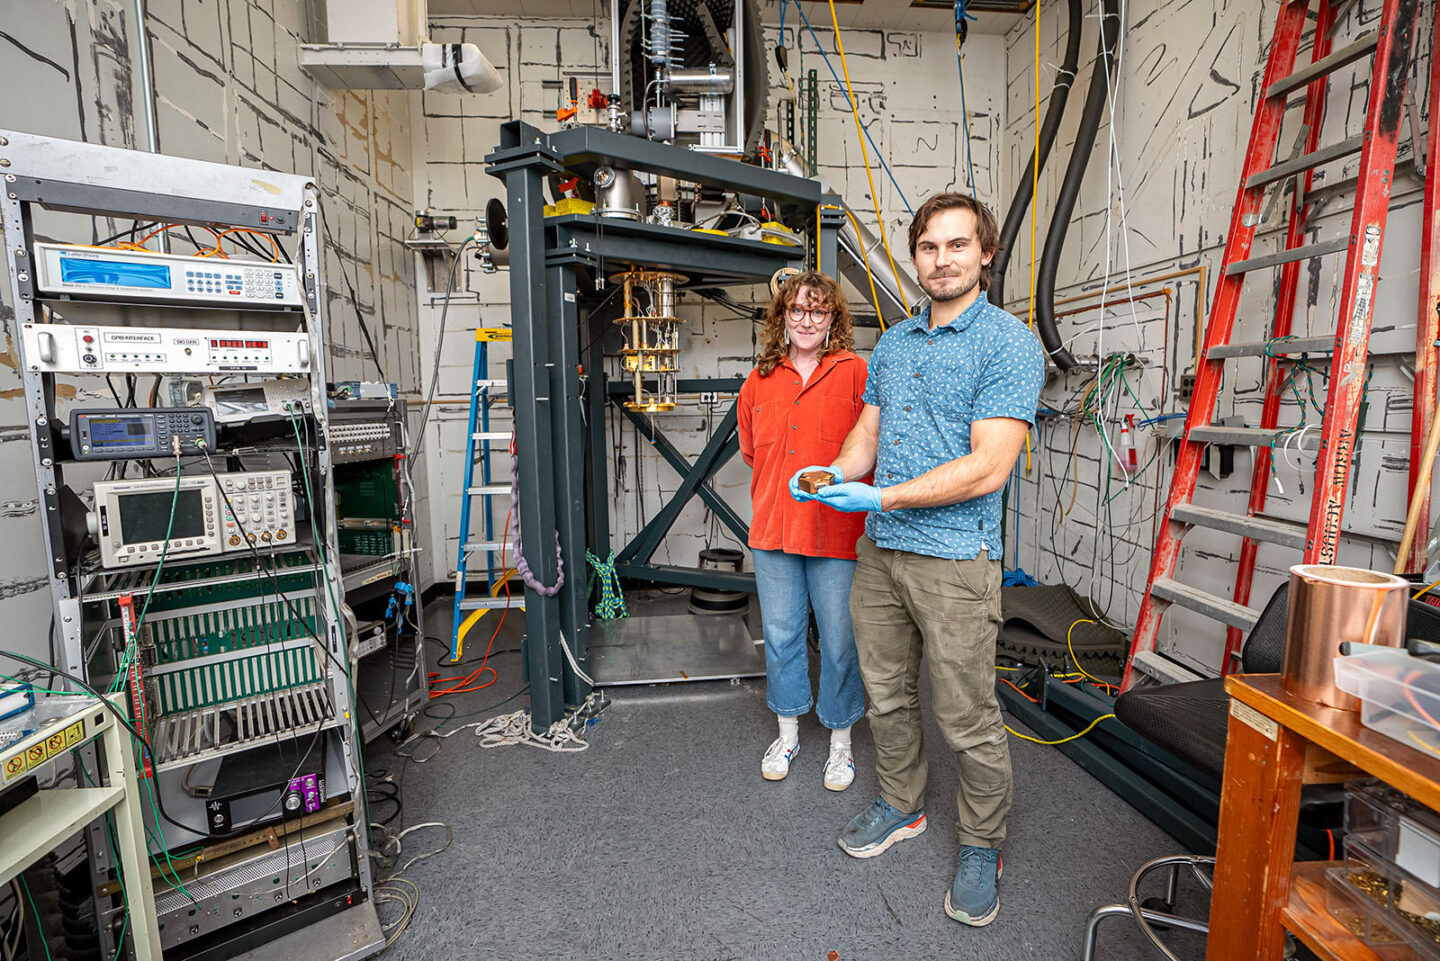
[988,0,1082,311]
[1035,0,1122,371]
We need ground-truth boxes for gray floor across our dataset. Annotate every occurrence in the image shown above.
[364,599,1205,961]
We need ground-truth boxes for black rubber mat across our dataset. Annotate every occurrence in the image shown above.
[997,584,1127,675]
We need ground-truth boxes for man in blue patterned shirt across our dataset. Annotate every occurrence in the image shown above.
[791,192,1045,928]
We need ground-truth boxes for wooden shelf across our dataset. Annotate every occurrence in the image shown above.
[1228,674,1440,815]
[1282,861,1383,961]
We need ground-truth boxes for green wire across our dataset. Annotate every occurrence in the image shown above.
[287,406,369,798]
[109,459,182,696]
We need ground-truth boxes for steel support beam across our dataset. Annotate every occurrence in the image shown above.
[498,156,569,731]
[547,266,592,707]
[616,405,741,565]
[817,191,844,279]
[616,403,749,544]
[613,563,756,591]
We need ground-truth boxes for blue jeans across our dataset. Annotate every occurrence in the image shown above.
[751,549,865,729]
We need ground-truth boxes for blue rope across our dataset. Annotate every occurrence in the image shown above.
[955,0,978,191]
[783,0,914,215]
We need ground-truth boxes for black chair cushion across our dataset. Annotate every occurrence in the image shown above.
[1409,597,1440,643]
[1115,677,1229,778]
[1241,580,1290,675]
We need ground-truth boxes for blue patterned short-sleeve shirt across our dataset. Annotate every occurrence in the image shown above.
[862,297,1045,560]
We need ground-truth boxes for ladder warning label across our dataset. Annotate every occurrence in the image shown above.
[1361,224,1381,267]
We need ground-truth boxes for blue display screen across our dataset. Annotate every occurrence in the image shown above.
[59,256,170,289]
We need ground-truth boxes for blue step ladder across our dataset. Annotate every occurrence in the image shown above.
[449,326,520,661]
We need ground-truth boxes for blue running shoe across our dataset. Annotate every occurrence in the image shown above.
[837,796,926,859]
[945,845,1002,926]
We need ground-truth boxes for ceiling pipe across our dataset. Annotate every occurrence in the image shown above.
[1035,0,1122,372]
[987,0,1082,311]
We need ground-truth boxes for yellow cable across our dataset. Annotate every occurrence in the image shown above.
[841,207,887,330]
[1414,577,1440,601]
[1007,714,1115,746]
[1020,0,1041,476]
[826,0,907,317]
[1066,618,1108,686]
[453,566,519,660]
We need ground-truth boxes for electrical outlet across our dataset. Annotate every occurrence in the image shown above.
[700,391,718,404]
[1178,372,1197,402]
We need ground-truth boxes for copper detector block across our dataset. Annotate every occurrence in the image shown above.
[1282,564,1409,710]
[798,470,835,494]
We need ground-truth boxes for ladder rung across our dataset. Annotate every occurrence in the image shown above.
[1226,236,1348,275]
[1170,504,1308,550]
[476,379,507,390]
[470,431,512,442]
[463,541,506,553]
[458,595,523,611]
[1207,335,1334,360]
[1150,577,1260,632]
[1246,133,1364,189]
[1267,31,1379,100]
[1130,650,1208,686]
[466,484,509,496]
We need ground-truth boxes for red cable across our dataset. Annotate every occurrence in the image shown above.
[429,510,513,697]
[1000,678,1040,704]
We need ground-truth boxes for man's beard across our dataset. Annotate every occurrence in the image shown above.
[921,269,978,302]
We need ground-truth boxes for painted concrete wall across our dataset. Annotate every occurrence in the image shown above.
[1001,0,1436,674]
[0,0,421,667]
[411,8,1007,588]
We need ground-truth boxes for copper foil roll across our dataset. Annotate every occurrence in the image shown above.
[1282,564,1409,709]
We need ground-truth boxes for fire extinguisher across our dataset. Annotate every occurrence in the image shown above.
[1119,415,1138,474]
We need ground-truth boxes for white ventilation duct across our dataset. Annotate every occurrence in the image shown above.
[300,0,502,92]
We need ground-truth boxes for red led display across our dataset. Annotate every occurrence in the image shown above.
[208,340,268,349]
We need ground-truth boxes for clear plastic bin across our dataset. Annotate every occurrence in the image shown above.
[1346,778,1440,884]
[1337,839,1440,959]
[1349,778,1406,854]
[1333,651,1440,758]
[1326,865,1416,958]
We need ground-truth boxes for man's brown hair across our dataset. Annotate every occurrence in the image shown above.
[907,192,1003,291]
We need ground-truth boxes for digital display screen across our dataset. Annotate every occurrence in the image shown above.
[210,339,268,349]
[117,489,207,543]
[59,256,170,289]
[214,387,268,416]
[87,416,154,448]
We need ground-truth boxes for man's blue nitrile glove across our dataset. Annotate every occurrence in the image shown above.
[789,465,843,502]
[814,482,883,513]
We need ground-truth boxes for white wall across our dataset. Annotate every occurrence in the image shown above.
[411,7,1008,587]
[0,0,421,667]
[1002,0,1436,674]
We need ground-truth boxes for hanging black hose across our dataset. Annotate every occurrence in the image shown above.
[1035,0,1123,371]
[988,0,1082,311]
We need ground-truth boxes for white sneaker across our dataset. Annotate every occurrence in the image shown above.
[761,737,799,780]
[824,745,855,791]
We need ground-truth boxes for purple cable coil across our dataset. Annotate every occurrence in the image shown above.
[508,443,564,596]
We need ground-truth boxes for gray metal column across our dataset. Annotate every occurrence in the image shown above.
[818,192,845,279]
[546,265,592,706]
[584,310,612,559]
[503,164,568,731]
